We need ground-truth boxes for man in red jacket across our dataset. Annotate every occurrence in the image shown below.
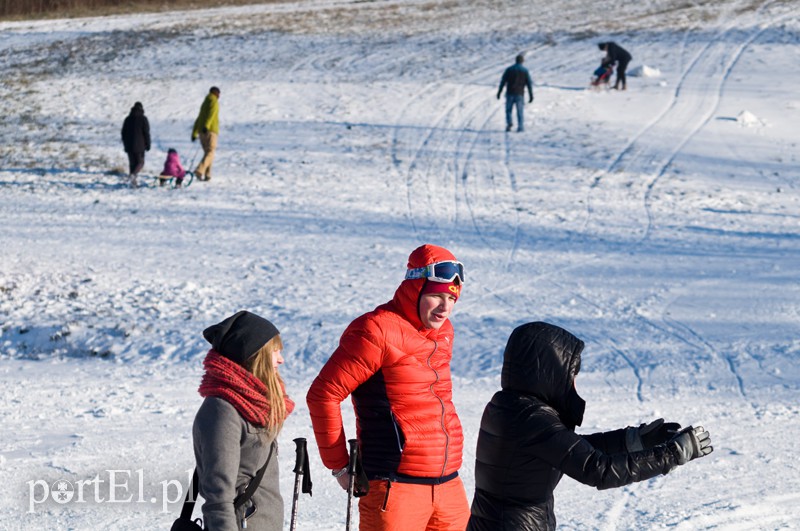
[307,244,469,531]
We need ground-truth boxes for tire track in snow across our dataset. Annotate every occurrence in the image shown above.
[582,0,780,242]
[456,42,572,268]
[400,85,487,239]
[449,43,581,307]
[571,283,758,404]
[394,47,537,240]
[564,3,788,402]
[455,103,511,252]
[663,313,749,399]
[501,132,522,269]
[389,18,778,396]
[452,45,587,274]
[637,2,787,411]
[395,84,459,235]
[396,36,584,268]
[600,477,666,530]
[447,46,617,327]
[457,113,534,314]
[641,6,792,242]
[582,36,714,240]
[600,487,632,531]
[562,290,648,402]
[431,86,496,238]
[390,46,543,333]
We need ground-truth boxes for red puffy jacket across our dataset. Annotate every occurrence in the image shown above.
[307,245,464,481]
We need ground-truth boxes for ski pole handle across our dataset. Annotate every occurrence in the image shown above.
[290,438,307,531]
[345,439,358,531]
[293,437,308,474]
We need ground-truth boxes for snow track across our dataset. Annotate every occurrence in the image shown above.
[583,0,795,246]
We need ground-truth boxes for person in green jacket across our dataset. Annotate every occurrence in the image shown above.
[191,86,220,181]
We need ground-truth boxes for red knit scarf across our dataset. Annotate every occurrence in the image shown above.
[198,350,294,427]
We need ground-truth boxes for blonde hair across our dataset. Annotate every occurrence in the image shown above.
[244,335,287,436]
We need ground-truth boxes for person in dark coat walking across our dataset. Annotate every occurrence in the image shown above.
[120,101,151,188]
[497,54,534,132]
[598,41,632,90]
[466,322,714,531]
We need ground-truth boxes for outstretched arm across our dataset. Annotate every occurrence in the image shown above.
[581,427,627,454]
[543,427,675,490]
[537,418,711,491]
[583,418,681,453]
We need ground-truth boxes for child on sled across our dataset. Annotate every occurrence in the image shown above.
[158,148,187,188]
[591,59,614,88]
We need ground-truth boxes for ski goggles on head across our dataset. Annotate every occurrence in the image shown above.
[405,260,465,284]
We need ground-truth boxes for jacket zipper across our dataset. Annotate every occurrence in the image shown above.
[390,411,403,454]
[427,340,449,478]
[380,479,392,512]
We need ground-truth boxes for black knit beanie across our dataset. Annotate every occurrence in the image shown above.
[202,311,280,366]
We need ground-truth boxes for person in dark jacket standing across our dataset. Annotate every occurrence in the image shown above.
[120,101,150,188]
[497,54,534,132]
[467,322,714,531]
[192,311,295,530]
[598,41,632,90]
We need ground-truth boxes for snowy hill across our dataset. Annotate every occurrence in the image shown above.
[1,0,799,529]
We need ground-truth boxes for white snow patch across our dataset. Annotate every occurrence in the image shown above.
[736,110,764,127]
[628,64,661,77]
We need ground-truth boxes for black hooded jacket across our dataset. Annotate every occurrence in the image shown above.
[599,41,632,64]
[121,103,151,154]
[467,322,679,531]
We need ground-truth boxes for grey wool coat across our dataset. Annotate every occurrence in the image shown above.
[193,397,283,531]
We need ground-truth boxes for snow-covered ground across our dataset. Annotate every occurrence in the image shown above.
[1,0,799,529]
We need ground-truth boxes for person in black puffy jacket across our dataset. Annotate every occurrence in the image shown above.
[466,322,713,531]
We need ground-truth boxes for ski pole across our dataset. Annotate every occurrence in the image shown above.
[345,439,359,531]
[289,438,308,531]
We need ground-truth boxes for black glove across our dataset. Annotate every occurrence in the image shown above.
[625,419,681,451]
[497,92,502,100]
[201,126,208,134]
[668,426,713,465]
[529,96,533,103]
[191,135,197,142]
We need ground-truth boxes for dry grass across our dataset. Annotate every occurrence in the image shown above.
[3,0,767,34]
[0,0,289,21]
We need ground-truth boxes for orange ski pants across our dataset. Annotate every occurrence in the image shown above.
[358,476,470,531]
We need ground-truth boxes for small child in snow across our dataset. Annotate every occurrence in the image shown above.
[591,59,614,87]
[158,148,187,188]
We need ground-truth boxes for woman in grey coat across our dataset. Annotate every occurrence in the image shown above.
[193,311,295,530]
